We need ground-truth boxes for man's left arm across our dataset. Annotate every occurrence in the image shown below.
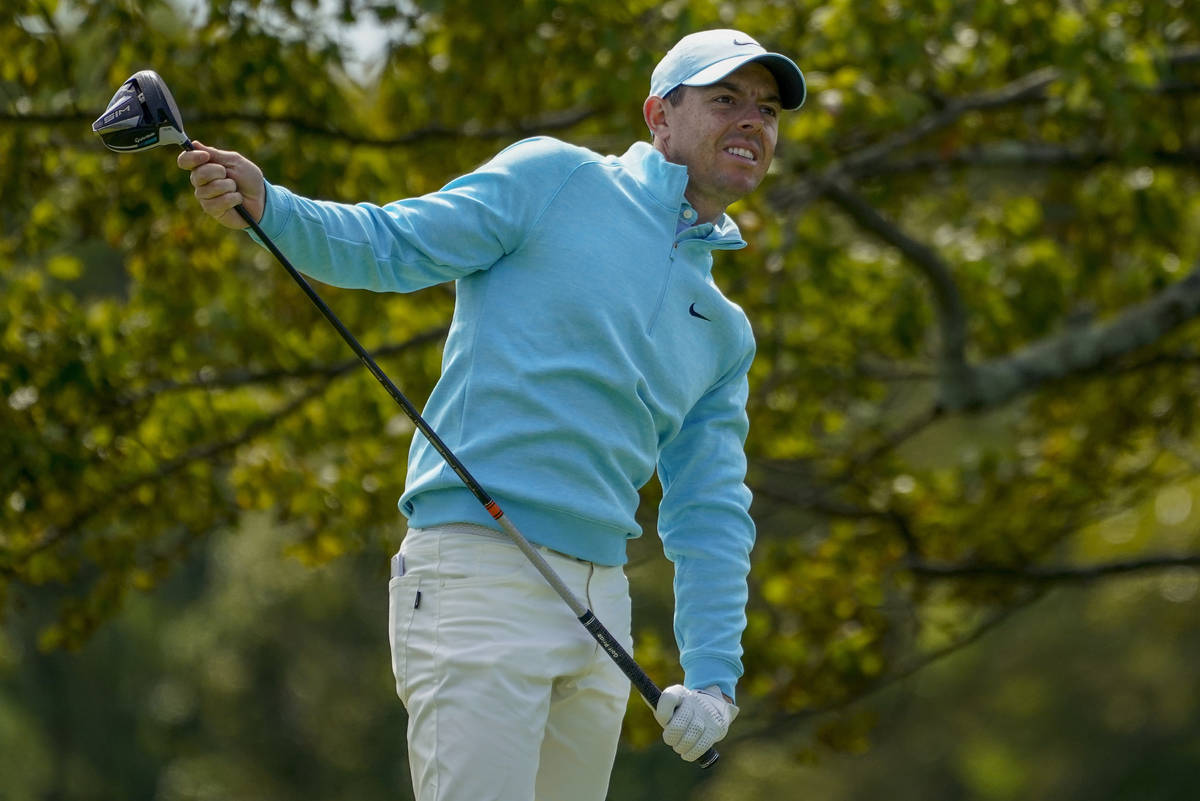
[656,343,756,703]
[653,342,755,760]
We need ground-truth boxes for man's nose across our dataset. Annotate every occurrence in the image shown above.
[738,108,765,130]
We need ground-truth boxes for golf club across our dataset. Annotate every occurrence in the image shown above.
[93,69,720,768]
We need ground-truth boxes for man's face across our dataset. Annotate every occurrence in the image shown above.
[648,62,781,220]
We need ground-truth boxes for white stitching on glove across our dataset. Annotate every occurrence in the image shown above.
[653,684,739,762]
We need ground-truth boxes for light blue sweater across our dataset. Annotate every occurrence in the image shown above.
[251,137,756,699]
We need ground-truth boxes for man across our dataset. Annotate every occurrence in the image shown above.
[179,29,804,801]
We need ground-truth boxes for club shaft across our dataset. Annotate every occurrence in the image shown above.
[191,143,716,767]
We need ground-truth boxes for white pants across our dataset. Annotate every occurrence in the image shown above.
[389,524,633,801]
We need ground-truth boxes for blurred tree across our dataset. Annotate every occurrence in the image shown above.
[0,515,408,801]
[697,550,1200,801]
[2,0,1200,794]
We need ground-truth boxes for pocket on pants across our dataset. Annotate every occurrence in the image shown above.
[388,573,422,703]
[434,537,535,588]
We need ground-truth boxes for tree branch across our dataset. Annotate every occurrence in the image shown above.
[9,381,329,567]
[793,176,1200,414]
[0,107,601,147]
[908,552,1200,583]
[819,179,969,371]
[1162,43,1200,65]
[948,260,1200,410]
[769,66,1063,212]
[838,67,1062,176]
[770,55,1200,210]
[869,143,1200,176]
[726,591,1043,745]
[117,324,447,406]
[752,454,929,557]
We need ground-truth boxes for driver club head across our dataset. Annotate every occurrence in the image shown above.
[93,70,190,152]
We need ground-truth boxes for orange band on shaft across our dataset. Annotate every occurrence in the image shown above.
[484,501,503,520]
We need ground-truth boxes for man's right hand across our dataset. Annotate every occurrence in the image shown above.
[177,141,266,229]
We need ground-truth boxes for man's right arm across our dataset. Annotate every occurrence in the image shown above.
[177,137,585,294]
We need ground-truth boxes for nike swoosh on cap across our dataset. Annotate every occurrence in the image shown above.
[732,39,757,46]
[689,303,712,321]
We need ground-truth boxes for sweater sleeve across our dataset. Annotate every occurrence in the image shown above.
[248,137,584,292]
[655,335,756,702]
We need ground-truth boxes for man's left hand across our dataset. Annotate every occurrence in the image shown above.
[653,685,739,762]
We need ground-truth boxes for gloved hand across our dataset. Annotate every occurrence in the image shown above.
[653,684,739,762]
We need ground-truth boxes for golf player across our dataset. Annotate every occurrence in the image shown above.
[179,29,804,801]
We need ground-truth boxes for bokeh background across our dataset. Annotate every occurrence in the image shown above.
[3,1,1200,799]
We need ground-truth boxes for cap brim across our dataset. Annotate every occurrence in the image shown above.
[682,52,806,110]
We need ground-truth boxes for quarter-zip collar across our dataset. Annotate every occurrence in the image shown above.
[619,142,747,252]
[619,141,689,207]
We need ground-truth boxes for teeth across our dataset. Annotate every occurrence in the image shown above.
[726,147,756,161]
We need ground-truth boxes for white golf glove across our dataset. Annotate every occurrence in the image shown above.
[653,684,739,762]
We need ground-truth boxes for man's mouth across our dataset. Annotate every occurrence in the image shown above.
[724,146,757,163]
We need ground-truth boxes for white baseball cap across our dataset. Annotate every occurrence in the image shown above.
[650,29,806,110]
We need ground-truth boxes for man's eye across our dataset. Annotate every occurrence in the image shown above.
[761,106,779,117]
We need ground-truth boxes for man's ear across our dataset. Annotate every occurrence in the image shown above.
[644,95,669,142]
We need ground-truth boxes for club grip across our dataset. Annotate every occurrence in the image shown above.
[578,611,720,768]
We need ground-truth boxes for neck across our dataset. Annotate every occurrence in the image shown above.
[683,189,725,225]
[652,138,726,222]
[652,134,724,221]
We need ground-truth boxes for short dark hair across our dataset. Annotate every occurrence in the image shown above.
[663,85,689,106]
